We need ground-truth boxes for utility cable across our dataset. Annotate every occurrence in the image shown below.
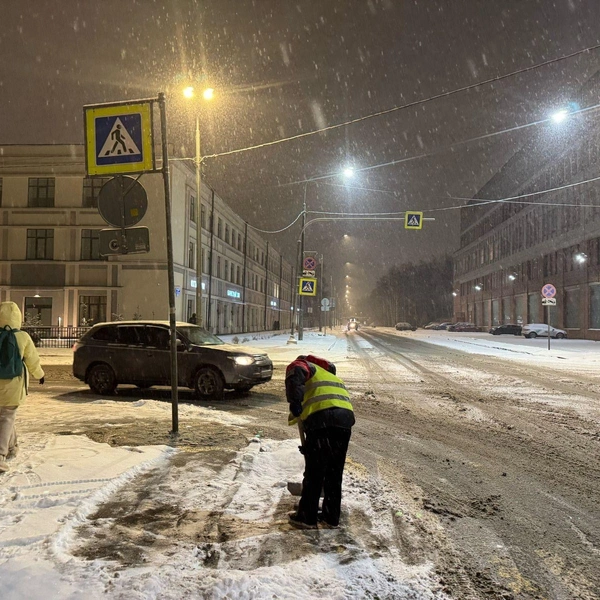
[194,43,600,160]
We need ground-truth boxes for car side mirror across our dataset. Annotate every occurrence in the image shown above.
[176,339,187,351]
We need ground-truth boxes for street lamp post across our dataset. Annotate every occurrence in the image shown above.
[183,86,214,328]
[194,114,203,327]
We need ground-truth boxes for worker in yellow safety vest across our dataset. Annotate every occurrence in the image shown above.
[286,354,355,529]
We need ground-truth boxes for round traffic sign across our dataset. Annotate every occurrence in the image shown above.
[98,176,148,228]
[541,283,556,299]
[303,256,317,270]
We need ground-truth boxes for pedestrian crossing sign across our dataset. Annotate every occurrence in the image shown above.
[298,277,317,296]
[84,100,155,176]
[404,211,423,230]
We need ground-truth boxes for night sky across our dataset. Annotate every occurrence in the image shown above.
[2,0,600,298]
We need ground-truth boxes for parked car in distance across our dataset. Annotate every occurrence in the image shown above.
[423,322,439,329]
[489,324,522,336]
[395,322,417,331]
[521,323,567,339]
[448,322,479,332]
[434,322,453,330]
[73,321,273,400]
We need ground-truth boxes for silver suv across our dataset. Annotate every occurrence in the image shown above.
[73,321,273,399]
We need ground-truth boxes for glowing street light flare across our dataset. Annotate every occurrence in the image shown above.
[203,88,215,101]
[575,252,588,264]
[550,108,569,124]
[342,166,355,178]
[183,86,195,99]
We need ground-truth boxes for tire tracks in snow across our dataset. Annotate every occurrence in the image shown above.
[345,330,600,599]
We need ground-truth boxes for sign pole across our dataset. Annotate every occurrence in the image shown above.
[158,92,179,435]
[547,306,551,351]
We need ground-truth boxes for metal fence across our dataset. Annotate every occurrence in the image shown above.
[21,326,91,348]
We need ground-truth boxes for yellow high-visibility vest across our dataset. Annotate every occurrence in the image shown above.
[288,364,353,426]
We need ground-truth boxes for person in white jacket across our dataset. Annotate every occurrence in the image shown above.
[0,302,44,473]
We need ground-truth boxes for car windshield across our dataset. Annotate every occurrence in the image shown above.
[178,327,224,346]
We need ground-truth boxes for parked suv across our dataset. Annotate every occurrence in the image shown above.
[489,324,522,336]
[521,323,567,339]
[73,321,273,399]
[395,322,417,331]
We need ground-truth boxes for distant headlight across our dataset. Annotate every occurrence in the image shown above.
[232,355,254,366]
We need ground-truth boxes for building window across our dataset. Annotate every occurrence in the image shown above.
[28,178,55,208]
[217,256,221,279]
[189,195,196,223]
[217,218,223,239]
[237,265,241,285]
[81,229,101,260]
[238,233,242,251]
[590,285,600,329]
[82,177,109,208]
[225,224,230,244]
[188,242,195,269]
[79,295,107,326]
[225,260,229,281]
[565,288,580,329]
[0,177,3,207]
[201,205,206,229]
[26,229,54,259]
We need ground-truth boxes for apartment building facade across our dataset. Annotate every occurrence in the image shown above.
[0,145,294,334]
[453,74,600,339]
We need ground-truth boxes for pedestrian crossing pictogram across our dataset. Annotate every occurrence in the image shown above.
[98,118,141,158]
[404,211,423,230]
[298,277,317,296]
[84,100,155,176]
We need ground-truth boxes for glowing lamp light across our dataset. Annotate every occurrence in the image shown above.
[452,291,458,297]
[508,274,517,281]
[203,88,215,101]
[183,86,195,99]
[342,167,355,178]
[575,252,588,264]
[551,108,569,124]
[474,284,482,291]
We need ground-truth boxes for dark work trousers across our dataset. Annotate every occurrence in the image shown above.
[297,427,352,526]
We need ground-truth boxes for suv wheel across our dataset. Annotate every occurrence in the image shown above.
[88,364,117,395]
[556,333,565,339]
[527,332,538,338]
[194,367,224,400]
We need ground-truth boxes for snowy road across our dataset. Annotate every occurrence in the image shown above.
[2,330,599,599]
[345,328,600,600]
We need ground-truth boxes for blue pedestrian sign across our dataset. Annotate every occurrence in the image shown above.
[84,100,155,176]
[404,211,423,230]
[298,277,317,296]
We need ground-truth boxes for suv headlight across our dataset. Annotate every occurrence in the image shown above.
[231,355,254,366]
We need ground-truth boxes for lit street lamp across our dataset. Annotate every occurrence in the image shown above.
[183,85,214,327]
[550,108,569,124]
[575,252,588,264]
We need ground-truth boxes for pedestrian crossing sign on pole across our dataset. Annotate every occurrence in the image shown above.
[298,277,317,296]
[84,100,155,176]
[404,211,423,230]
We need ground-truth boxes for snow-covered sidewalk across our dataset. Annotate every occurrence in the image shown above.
[1,432,446,599]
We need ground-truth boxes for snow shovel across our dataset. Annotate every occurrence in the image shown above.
[287,421,306,497]
[286,422,324,498]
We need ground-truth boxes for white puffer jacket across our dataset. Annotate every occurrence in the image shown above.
[0,302,44,407]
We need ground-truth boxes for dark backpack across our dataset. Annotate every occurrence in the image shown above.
[0,325,23,379]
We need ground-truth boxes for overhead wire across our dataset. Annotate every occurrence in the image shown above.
[249,172,600,234]
[193,42,600,161]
